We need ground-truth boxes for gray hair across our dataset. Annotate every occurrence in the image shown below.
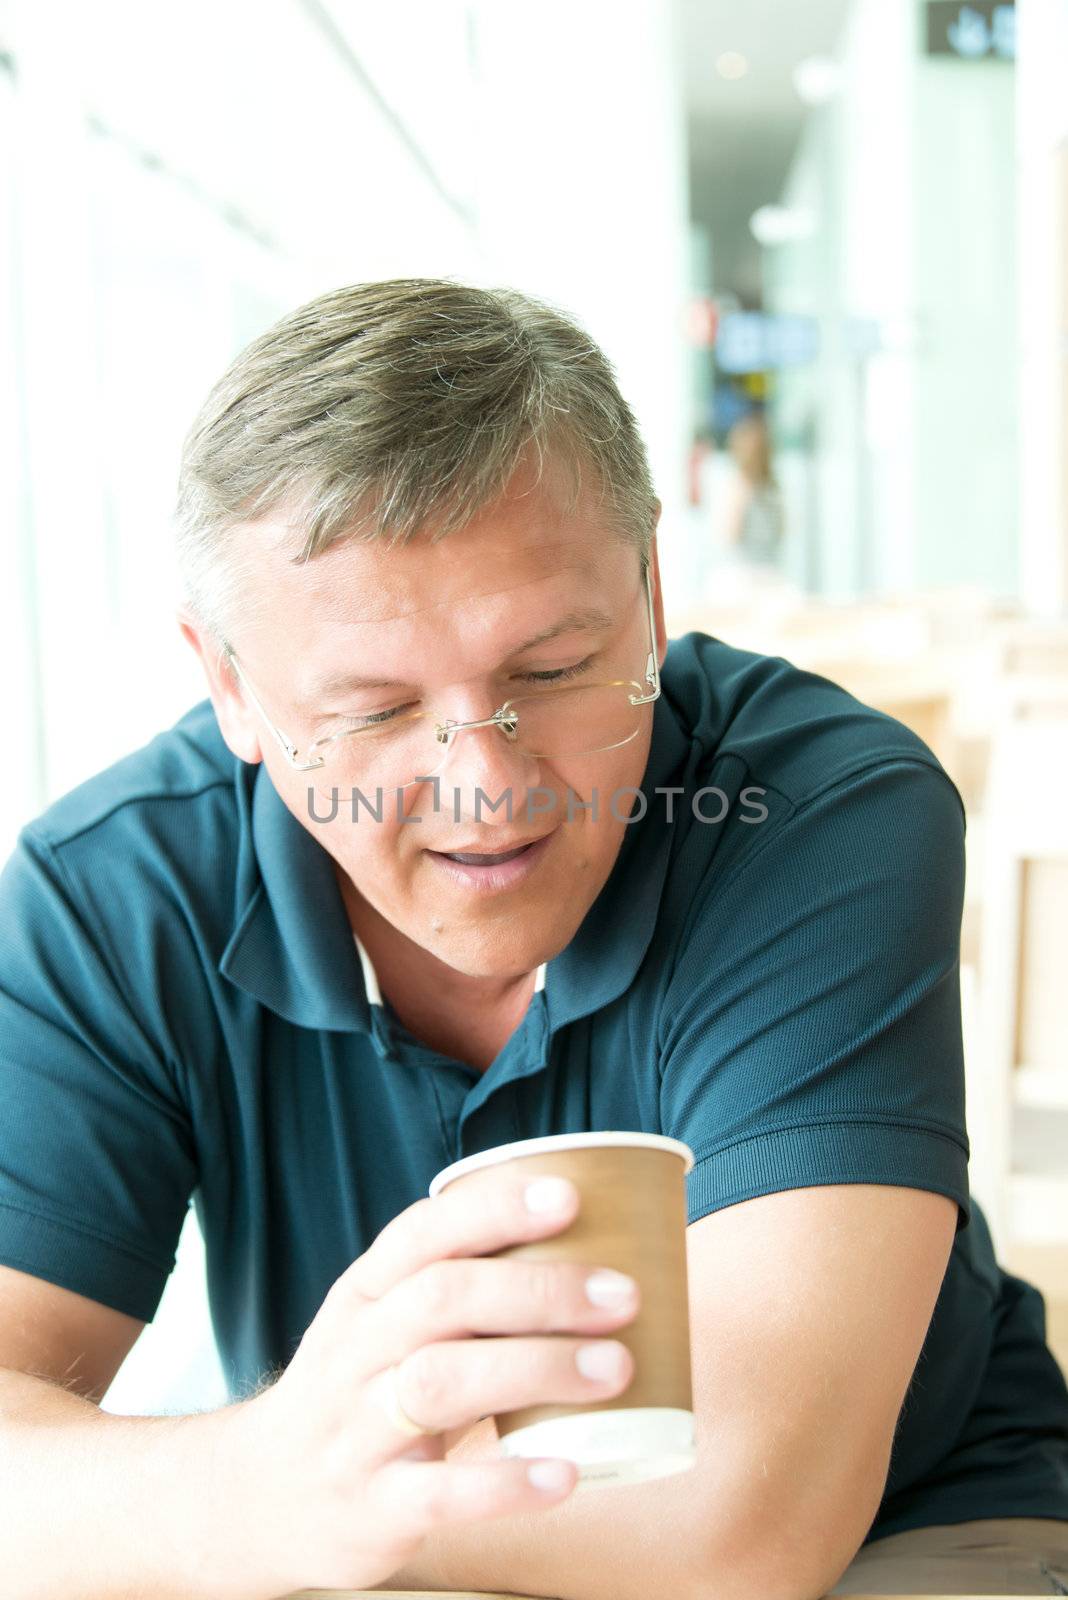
[174,278,658,644]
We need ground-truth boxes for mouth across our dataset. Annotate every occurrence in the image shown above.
[432,842,538,866]
[425,831,555,891]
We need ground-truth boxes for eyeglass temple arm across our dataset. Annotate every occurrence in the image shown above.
[221,646,324,771]
[630,563,661,706]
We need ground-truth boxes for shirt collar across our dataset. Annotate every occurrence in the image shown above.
[219,686,690,1037]
[219,762,373,1033]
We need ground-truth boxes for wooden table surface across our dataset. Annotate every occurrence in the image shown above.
[283,1591,1031,1598]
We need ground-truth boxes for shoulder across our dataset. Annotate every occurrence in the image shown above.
[8,698,245,949]
[27,698,235,851]
[648,632,966,945]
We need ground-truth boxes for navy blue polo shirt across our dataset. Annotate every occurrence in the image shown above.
[1,630,1066,1545]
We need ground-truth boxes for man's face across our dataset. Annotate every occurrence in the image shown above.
[192,452,666,981]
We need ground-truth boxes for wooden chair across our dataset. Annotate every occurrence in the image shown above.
[972,707,1068,1266]
[996,618,1068,678]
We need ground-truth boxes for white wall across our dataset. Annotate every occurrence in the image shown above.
[764,0,1018,603]
[838,0,917,598]
[912,41,1017,595]
[763,0,919,600]
[1016,0,1068,614]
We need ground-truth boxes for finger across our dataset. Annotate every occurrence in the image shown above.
[330,1169,581,1309]
[369,1454,579,1545]
[362,1334,634,1454]
[350,1254,640,1388]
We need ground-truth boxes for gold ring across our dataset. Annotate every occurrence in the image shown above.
[381,1362,437,1438]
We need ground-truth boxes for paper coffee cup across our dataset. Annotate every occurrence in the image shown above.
[428,1131,696,1491]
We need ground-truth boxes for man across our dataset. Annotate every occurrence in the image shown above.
[1,279,1066,1599]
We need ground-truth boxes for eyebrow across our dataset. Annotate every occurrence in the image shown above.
[305,605,616,702]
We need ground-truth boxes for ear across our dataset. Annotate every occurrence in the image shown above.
[647,509,668,671]
[175,605,263,765]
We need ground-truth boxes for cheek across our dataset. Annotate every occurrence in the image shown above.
[557,745,648,831]
[299,785,410,882]
[342,818,408,874]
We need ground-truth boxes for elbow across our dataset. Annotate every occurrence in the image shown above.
[791,1484,887,1600]
[685,1460,888,1600]
[682,1543,871,1600]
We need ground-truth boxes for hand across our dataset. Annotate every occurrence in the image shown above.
[218,1168,641,1598]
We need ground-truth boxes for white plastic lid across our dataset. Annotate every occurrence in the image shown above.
[429,1130,695,1198]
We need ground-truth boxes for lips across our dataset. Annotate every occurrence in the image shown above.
[426,830,555,892]
[435,843,535,866]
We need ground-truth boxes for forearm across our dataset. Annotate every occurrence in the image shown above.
[0,1365,253,1600]
[377,1416,711,1600]
[379,1414,887,1600]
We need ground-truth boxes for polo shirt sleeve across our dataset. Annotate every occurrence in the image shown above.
[0,827,197,1322]
[658,758,972,1233]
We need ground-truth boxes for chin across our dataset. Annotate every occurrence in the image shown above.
[445,944,540,981]
[426,918,544,974]
[452,909,584,976]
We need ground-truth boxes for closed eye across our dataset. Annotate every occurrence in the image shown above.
[328,657,596,734]
[514,656,594,686]
[340,705,415,729]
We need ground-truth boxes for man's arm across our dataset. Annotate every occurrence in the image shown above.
[378,1182,957,1600]
[0,1362,251,1600]
[0,1267,245,1600]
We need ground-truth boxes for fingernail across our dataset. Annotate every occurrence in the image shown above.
[525,1177,576,1214]
[576,1341,628,1381]
[528,1460,573,1493]
[585,1269,637,1308]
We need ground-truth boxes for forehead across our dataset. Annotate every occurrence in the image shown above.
[230,453,638,691]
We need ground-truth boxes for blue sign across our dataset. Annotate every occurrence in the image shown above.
[926,3,1016,60]
[714,313,820,374]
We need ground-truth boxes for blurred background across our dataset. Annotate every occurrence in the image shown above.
[1,0,1065,1414]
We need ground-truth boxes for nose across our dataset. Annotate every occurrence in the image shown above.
[434,716,543,828]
